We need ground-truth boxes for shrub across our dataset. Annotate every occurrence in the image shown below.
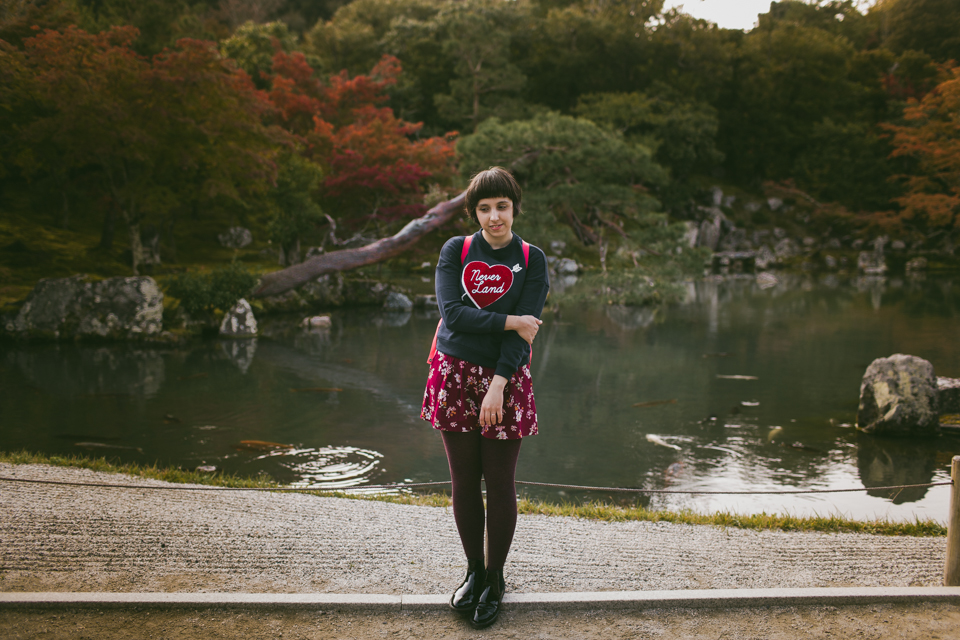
[165,262,258,317]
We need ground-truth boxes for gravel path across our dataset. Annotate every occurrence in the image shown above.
[0,463,946,595]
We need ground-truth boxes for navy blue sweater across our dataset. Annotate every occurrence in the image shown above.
[435,231,550,379]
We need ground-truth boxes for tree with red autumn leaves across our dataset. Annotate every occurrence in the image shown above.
[9,25,289,275]
[266,50,457,228]
[885,65,960,231]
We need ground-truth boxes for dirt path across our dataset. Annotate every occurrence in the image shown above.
[0,464,945,594]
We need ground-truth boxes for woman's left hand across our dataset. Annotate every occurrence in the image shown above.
[480,375,509,426]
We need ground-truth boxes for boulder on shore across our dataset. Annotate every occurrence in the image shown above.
[857,354,940,436]
[383,291,413,311]
[219,298,257,337]
[5,275,163,340]
[938,377,960,414]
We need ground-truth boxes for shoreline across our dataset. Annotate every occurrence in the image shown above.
[0,450,946,537]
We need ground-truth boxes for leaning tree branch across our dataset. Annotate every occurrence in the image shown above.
[252,191,466,298]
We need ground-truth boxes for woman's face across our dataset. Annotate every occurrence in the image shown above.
[476,197,515,248]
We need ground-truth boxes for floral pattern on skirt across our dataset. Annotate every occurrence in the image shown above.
[420,352,538,439]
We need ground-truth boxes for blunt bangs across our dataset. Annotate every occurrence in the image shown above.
[465,167,523,222]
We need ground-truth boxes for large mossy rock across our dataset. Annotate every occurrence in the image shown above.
[857,354,940,436]
[5,275,163,340]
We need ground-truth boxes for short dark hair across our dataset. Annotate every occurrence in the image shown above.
[464,167,523,223]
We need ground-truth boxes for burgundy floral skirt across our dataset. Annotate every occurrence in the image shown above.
[420,352,538,440]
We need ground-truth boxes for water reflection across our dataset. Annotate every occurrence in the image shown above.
[856,435,938,504]
[272,446,384,490]
[1,273,958,522]
[220,338,257,373]
[5,345,165,398]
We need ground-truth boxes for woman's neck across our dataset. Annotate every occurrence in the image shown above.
[482,230,514,250]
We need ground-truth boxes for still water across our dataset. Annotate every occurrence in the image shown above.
[2,273,959,523]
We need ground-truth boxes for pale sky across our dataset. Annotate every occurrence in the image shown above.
[662,0,878,31]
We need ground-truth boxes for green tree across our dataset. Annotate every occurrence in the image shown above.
[267,152,325,265]
[520,1,660,113]
[641,8,737,106]
[719,18,859,182]
[457,111,668,262]
[73,0,225,56]
[427,0,529,132]
[792,119,900,211]
[872,0,960,64]
[220,20,300,89]
[575,90,724,181]
[305,0,439,75]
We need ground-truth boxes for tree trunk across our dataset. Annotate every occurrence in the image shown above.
[100,207,115,250]
[127,219,144,276]
[290,238,301,265]
[253,191,466,298]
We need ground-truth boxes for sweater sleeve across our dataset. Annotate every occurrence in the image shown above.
[436,237,508,333]
[494,246,550,379]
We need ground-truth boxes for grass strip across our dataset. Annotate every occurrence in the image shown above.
[0,449,946,537]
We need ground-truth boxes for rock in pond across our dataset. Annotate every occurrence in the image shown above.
[300,315,332,329]
[754,244,776,270]
[219,298,257,337]
[857,354,940,436]
[5,275,163,340]
[383,291,413,311]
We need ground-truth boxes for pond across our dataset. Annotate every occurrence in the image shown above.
[2,272,959,523]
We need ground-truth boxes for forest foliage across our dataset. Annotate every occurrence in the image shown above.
[2,0,960,282]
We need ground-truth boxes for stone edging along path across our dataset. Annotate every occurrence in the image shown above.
[2,588,960,612]
[0,463,948,597]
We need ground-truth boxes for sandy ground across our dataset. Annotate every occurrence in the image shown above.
[3,603,960,639]
[0,464,945,595]
[1,463,956,637]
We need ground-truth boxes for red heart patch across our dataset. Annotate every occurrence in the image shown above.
[462,261,514,308]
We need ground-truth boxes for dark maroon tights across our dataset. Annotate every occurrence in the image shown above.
[441,430,522,572]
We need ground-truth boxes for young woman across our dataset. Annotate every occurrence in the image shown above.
[420,167,549,629]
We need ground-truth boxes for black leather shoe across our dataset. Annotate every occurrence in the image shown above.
[450,558,485,612]
[470,569,504,629]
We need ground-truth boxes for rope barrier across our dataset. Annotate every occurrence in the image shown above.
[0,475,951,495]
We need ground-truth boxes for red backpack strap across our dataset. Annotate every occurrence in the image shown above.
[461,234,473,263]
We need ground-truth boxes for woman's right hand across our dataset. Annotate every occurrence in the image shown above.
[505,315,542,345]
